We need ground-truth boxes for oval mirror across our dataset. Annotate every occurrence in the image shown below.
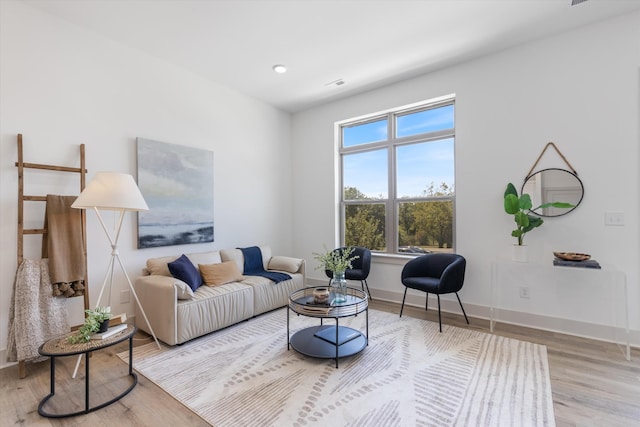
[521,168,584,217]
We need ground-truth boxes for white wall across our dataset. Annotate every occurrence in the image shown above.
[0,1,293,364]
[292,11,640,345]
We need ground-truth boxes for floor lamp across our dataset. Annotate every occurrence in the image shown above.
[71,172,161,350]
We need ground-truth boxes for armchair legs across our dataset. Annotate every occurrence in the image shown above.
[400,288,408,317]
[455,292,470,325]
[399,289,469,333]
[361,279,372,300]
[436,295,442,332]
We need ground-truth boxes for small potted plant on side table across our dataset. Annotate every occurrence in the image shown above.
[67,306,111,344]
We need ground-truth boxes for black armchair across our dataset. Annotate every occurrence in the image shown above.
[325,246,372,299]
[400,253,468,332]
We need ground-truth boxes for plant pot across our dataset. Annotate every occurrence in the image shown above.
[97,319,110,333]
[512,245,528,262]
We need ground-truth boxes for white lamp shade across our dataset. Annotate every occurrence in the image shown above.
[71,172,149,211]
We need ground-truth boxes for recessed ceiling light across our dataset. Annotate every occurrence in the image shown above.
[272,64,287,74]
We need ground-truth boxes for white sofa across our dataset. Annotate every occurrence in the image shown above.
[133,246,305,345]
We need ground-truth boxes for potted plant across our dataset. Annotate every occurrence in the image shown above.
[313,246,359,303]
[504,183,574,260]
[68,306,111,344]
[313,245,359,274]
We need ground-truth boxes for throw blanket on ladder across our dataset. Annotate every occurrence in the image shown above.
[240,246,291,283]
[6,259,70,363]
[42,195,86,298]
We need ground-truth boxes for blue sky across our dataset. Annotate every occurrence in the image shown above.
[342,105,454,198]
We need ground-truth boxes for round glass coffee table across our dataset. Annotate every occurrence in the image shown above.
[288,286,368,368]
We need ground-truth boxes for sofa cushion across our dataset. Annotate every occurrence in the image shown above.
[176,282,254,344]
[268,256,303,273]
[200,261,244,286]
[241,273,304,316]
[147,255,179,277]
[168,254,202,291]
[146,251,222,276]
[187,251,222,268]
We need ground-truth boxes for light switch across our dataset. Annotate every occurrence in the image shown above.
[604,211,624,226]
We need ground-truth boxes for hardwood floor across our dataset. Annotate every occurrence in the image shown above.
[2,300,639,426]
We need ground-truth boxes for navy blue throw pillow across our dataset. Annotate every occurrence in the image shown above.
[168,254,202,292]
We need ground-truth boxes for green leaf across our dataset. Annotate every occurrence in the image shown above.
[514,211,529,228]
[504,193,520,214]
[519,193,533,211]
[504,183,518,198]
[523,215,544,233]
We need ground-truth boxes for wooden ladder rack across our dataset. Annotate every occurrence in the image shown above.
[15,133,90,378]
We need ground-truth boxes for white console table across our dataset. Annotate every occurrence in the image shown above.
[490,260,630,360]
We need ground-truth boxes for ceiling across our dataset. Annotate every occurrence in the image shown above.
[23,0,640,113]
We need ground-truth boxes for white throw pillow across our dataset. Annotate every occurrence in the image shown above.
[268,256,302,273]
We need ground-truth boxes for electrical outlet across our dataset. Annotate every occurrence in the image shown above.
[120,290,130,304]
[519,286,530,299]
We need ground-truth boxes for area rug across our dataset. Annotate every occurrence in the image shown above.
[118,308,555,426]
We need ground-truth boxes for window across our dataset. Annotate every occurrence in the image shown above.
[339,96,455,255]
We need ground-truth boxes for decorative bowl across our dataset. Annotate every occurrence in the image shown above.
[312,287,330,304]
[553,251,591,261]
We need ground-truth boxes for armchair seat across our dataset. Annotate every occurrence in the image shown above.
[400,253,468,332]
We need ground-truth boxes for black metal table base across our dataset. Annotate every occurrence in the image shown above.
[38,330,137,418]
[289,325,367,368]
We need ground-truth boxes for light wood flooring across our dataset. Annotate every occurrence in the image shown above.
[2,300,639,426]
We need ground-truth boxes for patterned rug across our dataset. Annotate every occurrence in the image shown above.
[118,308,555,426]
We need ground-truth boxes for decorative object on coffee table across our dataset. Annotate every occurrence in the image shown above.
[312,287,330,304]
[313,246,359,303]
[325,246,373,300]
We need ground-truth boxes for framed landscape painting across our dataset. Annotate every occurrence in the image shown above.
[136,138,214,249]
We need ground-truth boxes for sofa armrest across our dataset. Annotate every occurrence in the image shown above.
[298,259,306,278]
[133,275,180,346]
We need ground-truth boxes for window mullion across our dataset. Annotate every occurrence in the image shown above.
[388,112,397,252]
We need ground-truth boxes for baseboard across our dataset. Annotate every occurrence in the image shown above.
[0,349,16,370]
[306,279,640,349]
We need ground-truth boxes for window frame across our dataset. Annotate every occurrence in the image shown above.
[337,95,456,255]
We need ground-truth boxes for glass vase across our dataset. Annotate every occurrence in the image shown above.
[331,270,348,303]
